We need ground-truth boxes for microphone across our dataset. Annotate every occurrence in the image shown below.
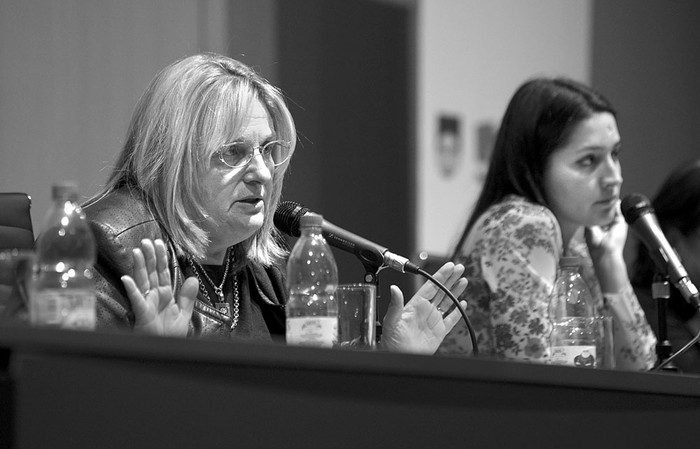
[274,201,420,274]
[621,193,700,309]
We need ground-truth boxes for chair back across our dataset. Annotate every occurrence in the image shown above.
[0,192,34,250]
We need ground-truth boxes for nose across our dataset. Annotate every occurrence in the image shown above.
[601,155,622,189]
[243,148,273,183]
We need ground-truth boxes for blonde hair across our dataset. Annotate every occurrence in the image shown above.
[92,53,296,265]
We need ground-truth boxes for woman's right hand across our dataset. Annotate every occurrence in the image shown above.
[120,239,199,336]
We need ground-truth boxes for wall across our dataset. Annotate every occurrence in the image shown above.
[415,0,593,257]
[592,0,700,200]
[1,0,698,266]
[0,0,274,231]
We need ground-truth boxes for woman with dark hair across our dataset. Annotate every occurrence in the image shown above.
[632,159,700,373]
[438,77,656,370]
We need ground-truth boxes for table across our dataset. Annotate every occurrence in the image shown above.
[1,325,699,448]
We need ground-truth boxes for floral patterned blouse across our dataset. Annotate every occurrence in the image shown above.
[439,195,656,370]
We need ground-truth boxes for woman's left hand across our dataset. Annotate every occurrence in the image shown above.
[379,262,468,354]
[585,202,628,260]
[120,239,199,337]
[584,202,632,292]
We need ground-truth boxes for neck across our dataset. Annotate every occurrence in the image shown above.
[203,246,230,265]
[560,225,582,254]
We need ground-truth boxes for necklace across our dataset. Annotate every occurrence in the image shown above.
[188,250,240,330]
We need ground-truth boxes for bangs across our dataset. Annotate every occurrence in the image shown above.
[197,78,257,165]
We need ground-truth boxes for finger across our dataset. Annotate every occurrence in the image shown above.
[132,248,149,292]
[585,225,600,239]
[140,239,159,290]
[153,239,171,288]
[442,300,467,334]
[121,275,147,315]
[436,278,468,312]
[416,262,455,299]
[382,285,405,329]
[431,264,465,306]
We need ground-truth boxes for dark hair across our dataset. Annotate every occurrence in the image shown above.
[633,158,700,284]
[451,77,615,259]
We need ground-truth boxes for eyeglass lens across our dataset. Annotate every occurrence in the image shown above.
[219,141,290,167]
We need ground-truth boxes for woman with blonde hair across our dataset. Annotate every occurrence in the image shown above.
[84,53,467,352]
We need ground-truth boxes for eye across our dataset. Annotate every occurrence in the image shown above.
[577,154,597,167]
[221,142,248,158]
[262,140,292,165]
[217,141,252,168]
[260,140,276,156]
[611,146,622,160]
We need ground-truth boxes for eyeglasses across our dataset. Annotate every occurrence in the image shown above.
[216,140,292,169]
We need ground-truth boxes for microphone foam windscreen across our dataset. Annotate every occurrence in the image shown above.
[621,193,652,224]
[274,201,309,237]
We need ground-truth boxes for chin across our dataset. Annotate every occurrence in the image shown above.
[589,212,616,228]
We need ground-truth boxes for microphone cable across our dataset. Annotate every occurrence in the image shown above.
[274,200,479,356]
[651,329,700,371]
[415,267,479,356]
[650,301,700,371]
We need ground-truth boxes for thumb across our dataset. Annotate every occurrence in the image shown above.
[179,276,200,319]
[382,285,404,328]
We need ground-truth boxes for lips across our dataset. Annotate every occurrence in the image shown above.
[237,196,263,206]
[596,197,618,206]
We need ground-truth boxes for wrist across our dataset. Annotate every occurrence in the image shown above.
[592,253,630,293]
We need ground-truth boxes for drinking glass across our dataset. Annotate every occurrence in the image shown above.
[0,250,35,324]
[336,283,376,350]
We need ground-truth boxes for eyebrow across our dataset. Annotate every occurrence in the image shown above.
[222,134,277,144]
[575,141,621,153]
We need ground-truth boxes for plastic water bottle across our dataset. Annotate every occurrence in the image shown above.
[285,212,338,347]
[30,182,97,330]
[548,256,599,367]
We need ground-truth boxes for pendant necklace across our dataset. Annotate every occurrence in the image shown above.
[188,249,240,330]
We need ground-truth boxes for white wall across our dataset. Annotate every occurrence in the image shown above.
[415,0,593,256]
[0,0,592,247]
[0,0,231,231]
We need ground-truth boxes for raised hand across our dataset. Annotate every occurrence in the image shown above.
[120,239,199,336]
[380,262,468,354]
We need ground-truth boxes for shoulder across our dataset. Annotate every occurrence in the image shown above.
[84,188,165,271]
[84,188,155,235]
[469,195,561,250]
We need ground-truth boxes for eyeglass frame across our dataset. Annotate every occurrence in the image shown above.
[215,139,292,169]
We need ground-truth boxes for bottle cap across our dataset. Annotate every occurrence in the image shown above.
[559,256,581,268]
[300,212,323,228]
[52,181,79,201]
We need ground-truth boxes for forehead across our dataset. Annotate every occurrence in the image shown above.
[562,112,619,149]
[230,98,274,139]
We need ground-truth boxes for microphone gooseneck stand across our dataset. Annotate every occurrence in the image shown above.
[358,261,383,344]
[651,274,679,372]
[652,285,700,371]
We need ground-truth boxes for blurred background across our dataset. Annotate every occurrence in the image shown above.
[1,0,698,311]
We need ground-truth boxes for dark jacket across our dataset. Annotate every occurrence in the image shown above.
[84,187,287,341]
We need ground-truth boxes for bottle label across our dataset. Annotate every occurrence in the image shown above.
[30,289,96,330]
[286,316,338,348]
[551,345,597,367]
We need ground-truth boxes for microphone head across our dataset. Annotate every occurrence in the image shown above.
[621,193,653,224]
[274,201,310,237]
